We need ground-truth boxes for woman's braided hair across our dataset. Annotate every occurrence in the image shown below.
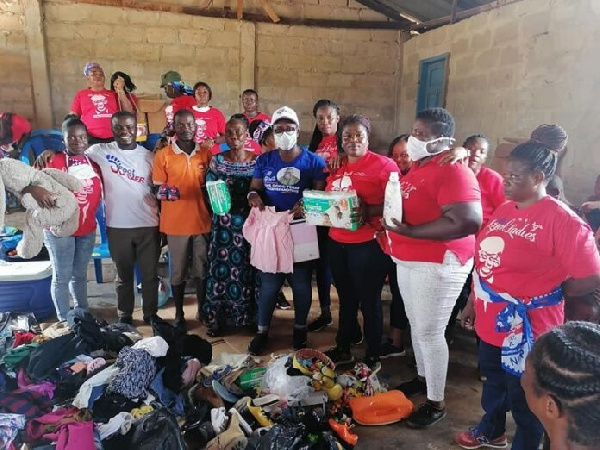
[530,124,568,153]
[530,321,600,446]
[509,141,558,181]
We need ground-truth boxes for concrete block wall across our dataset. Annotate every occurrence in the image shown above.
[398,0,600,203]
[256,23,401,150]
[0,0,34,119]
[38,0,400,152]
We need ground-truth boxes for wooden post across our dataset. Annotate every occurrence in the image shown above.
[22,0,54,128]
[450,0,459,24]
[239,21,256,106]
[258,0,280,23]
[237,0,244,20]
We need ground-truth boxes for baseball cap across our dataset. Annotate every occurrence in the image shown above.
[271,106,300,128]
[161,70,182,88]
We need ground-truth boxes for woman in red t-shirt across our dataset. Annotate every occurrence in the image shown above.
[383,108,482,428]
[70,62,136,144]
[323,115,398,367]
[306,99,341,333]
[29,118,102,321]
[191,81,226,155]
[455,141,600,449]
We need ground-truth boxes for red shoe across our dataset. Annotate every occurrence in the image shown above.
[455,429,507,449]
[328,419,358,446]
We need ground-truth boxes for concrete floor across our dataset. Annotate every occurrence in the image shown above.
[4,211,516,449]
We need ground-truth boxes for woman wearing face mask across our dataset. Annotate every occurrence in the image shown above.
[323,115,398,367]
[455,141,600,449]
[247,106,327,355]
[306,99,341,333]
[191,81,226,155]
[382,107,483,428]
[27,118,102,321]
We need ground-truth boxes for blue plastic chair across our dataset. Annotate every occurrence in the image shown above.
[20,129,64,164]
[92,200,142,292]
[143,133,162,151]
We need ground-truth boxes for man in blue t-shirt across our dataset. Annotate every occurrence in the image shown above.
[247,106,326,356]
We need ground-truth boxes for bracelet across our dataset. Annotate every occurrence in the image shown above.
[247,191,258,200]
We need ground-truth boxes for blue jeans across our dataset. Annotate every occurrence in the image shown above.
[257,262,313,331]
[43,230,96,321]
[329,238,389,359]
[476,341,544,449]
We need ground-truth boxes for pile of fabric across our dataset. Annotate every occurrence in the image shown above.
[0,312,412,449]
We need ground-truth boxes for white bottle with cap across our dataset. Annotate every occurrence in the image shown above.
[383,172,403,227]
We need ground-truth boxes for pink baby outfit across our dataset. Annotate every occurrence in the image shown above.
[243,207,294,274]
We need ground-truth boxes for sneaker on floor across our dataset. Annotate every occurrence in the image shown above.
[455,429,508,449]
[307,313,333,332]
[275,292,291,310]
[406,401,447,428]
[117,316,133,325]
[248,333,269,356]
[293,328,307,350]
[210,407,227,435]
[380,342,406,359]
[395,376,427,397]
[351,327,363,346]
[324,346,354,365]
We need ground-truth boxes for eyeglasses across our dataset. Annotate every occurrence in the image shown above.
[341,133,368,142]
[273,127,297,135]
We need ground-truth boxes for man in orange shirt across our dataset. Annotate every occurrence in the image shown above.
[153,109,212,329]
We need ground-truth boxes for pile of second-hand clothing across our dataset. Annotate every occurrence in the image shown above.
[0,311,211,449]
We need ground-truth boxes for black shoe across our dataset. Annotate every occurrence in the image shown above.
[276,292,291,310]
[406,401,447,428]
[174,316,187,330]
[307,313,333,332]
[143,314,160,325]
[324,346,354,365]
[363,356,381,369]
[118,316,133,325]
[351,327,363,346]
[248,333,268,356]
[293,327,307,350]
[380,342,406,359]
[395,376,427,397]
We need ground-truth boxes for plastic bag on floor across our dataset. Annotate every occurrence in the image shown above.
[258,424,306,450]
[261,355,312,402]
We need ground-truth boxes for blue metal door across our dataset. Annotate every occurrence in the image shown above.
[416,54,449,113]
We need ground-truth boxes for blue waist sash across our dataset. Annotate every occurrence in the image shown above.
[473,273,563,376]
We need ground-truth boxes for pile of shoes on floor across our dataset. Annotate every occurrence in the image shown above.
[0,312,414,450]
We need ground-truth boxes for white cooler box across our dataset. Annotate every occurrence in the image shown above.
[0,261,54,320]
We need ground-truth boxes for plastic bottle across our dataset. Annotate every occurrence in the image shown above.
[383,172,402,227]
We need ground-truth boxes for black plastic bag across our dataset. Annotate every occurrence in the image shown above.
[258,424,307,450]
[128,407,186,450]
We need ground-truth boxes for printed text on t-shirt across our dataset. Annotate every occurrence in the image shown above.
[106,154,146,183]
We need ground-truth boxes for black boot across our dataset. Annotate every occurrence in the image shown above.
[194,277,207,323]
[172,282,187,330]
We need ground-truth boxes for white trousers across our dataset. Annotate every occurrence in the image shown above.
[395,251,473,402]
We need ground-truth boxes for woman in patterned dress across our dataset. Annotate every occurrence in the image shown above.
[203,114,257,336]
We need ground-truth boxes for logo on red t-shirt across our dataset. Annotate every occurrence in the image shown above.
[478,236,505,283]
[90,94,110,117]
[330,174,352,191]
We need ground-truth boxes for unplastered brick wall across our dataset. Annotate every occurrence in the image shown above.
[44,1,241,120]
[398,0,600,203]
[256,23,401,150]
[42,0,400,151]
[0,0,34,119]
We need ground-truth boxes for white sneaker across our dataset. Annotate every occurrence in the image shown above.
[211,407,227,435]
[229,407,252,435]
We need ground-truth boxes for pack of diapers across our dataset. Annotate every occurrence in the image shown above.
[302,190,360,231]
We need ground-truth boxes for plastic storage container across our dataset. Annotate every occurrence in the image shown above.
[0,261,54,320]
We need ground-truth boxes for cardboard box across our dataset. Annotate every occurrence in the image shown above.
[302,190,360,231]
[136,95,168,135]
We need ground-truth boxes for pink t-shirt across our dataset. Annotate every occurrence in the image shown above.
[477,166,506,230]
[474,196,600,347]
[327,151,397,244]
[46,153,102,236]
[191,106,226,154]
[384,153,481,264]
[315,134,338,163]
[70,89,120,139]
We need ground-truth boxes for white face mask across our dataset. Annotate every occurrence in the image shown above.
[274,131,297,151]
[67,156,98,180]
[406,136,454,161]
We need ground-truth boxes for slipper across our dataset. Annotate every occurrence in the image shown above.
[212,379,241,404]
